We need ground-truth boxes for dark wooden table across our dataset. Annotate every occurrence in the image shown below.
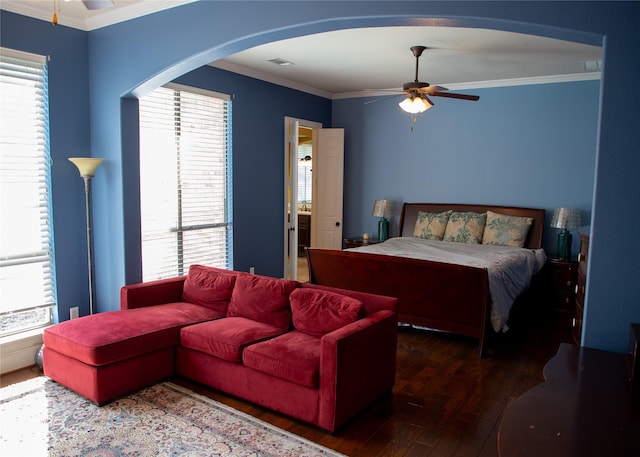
[498,343,640,456]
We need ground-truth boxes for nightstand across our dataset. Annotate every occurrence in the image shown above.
[343,237,381,249]
[546,257,578,312]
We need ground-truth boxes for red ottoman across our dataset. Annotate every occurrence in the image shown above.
[43,302,221,404]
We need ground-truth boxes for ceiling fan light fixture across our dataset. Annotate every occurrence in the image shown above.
[399,96,433,114]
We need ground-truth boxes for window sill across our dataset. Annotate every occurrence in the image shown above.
[0,327,49,375]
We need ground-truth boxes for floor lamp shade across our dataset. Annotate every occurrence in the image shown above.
[69,157,104,315]
[69,157,104,177]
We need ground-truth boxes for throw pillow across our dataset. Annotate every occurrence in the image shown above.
[181,264,237,314]
[413,210,452,240]
[481,211,533,248]
[443,211,488,244]
[227,274,297,329]
[290,288,362,337]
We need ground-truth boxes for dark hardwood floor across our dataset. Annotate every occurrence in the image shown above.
[1,301,570,457]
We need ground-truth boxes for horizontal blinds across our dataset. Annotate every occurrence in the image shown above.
[297,144,312,203]
[0,47,55,336]
[139,85,232,281]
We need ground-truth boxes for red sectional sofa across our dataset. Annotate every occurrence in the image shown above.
[43,265,398,432]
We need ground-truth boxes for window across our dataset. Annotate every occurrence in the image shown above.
[0,48,55,338]
[139,83,232,281]
[297,144,312,205]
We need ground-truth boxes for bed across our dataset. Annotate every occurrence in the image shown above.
[305,203,546,357]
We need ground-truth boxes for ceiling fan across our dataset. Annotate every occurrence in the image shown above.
[396,46,480,114]
[52,0,115,24]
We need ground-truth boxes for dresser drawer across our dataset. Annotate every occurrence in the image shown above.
[553,291,576,310]
[550,269,577,291]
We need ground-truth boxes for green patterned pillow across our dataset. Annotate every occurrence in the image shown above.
[443,211,487,244]
[481,211,533,248]
[413,210,452,240]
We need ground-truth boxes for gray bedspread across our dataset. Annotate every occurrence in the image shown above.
[349,237,546,332]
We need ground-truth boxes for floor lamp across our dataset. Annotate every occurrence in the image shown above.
[69,157,104,316]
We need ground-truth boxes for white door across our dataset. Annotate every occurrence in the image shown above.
[283,119,343,279]
[311,128,344,250]
[284,119,299,280]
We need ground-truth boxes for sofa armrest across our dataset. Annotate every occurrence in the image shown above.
[120,276,187,310]
[318,309,398,431]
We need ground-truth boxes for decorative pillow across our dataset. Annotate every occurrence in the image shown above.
[443,211,487,244]
[181,264,237,314]
[413,210,452,240]
[289,288,362,337]
[227,274,297,329]
[481,211,533,248]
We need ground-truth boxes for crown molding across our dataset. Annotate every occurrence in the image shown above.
[209,61,334,100]
[211,59,601,100]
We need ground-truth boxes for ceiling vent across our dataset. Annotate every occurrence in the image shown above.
[268,58,294,67]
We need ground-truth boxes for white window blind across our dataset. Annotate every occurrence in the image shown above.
[297,144,312,204]
[139,83,233,281]
[0,48,55,337]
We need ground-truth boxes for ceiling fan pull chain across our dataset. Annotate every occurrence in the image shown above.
[52,0,59,25]
[410,114,418,131]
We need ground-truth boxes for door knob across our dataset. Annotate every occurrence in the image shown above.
[335,221,340,227]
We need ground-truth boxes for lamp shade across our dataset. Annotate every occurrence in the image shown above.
[69,157,104,177]
[550,207,581,230]
[372,200,392,218]
[399,96,433,114]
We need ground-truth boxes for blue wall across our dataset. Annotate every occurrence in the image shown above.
[0,11,331,321]
[2,2,640,355]
[334,81,599,256]
[171,67,332,277]
[0,12,91,322]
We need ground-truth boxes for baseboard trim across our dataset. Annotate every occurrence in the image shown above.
[0,330,44,374]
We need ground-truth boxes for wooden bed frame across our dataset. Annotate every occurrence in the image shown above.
[306,203,545,357]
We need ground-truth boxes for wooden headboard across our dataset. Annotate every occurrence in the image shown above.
[398,203,545,250]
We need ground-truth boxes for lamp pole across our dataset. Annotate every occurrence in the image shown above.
[69,158,104,315]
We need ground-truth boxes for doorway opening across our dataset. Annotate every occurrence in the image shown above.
[284,117,321,281]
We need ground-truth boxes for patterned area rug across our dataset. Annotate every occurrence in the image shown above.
[0,377,346,457]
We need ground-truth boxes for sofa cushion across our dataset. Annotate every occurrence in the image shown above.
[290,288,362,337]
[242,331,321,388]
[43,303,222,366]
[181,264,238,313]
[227,274,297,329]
[180,317,287,362]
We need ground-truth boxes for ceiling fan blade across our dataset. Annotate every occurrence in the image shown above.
[419,85,448,94]
[364,94,402,105]
[82,0,115,10]
[430,92,480,101]
[363,88,404,94]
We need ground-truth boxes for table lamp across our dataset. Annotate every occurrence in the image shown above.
[550,207,581,260]
[372,199,392,241]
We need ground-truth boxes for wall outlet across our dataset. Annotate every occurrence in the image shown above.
[70,307,79,319]
[249,266,255,274]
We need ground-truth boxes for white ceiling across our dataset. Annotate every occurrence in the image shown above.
[1,0,602,99]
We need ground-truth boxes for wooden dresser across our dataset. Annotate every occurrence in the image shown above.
[498,343,640,457]
[573,229,590,344]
